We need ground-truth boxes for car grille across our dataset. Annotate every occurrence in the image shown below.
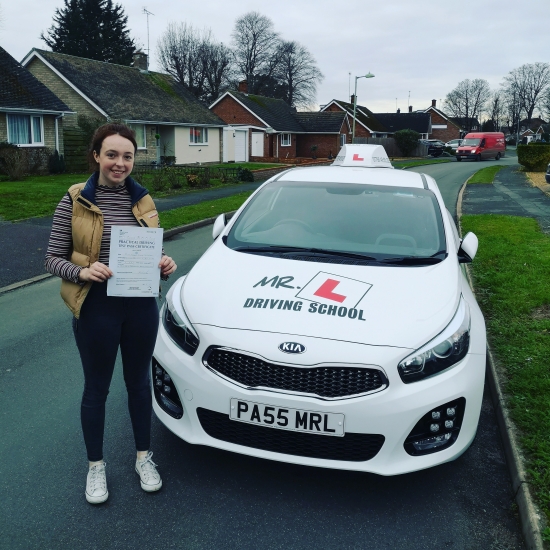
[197,408,385,462]
[203,347,388,399]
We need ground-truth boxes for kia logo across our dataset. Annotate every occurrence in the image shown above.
[278,342,306,354]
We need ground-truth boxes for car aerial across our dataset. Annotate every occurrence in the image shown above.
[419,139,444,157]
[445,139,463,152]
[153,144,486,476]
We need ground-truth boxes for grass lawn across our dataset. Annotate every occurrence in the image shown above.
[160,191,253,230]
[205,162,284,170]
[461,214,550,538]
[468,165,505,184]
[392,158,455,169]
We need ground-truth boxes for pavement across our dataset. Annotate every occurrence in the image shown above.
[0,181,261,289]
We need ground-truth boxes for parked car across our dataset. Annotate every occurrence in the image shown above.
[456,132,506,161]
[445,139,463,152]
[546,162,550,184]
[419,139,445,157]
[152,144,486,476]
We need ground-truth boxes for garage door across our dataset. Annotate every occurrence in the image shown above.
[251,132,264,157]
[235,131,246,162]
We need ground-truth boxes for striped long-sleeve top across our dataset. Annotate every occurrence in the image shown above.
[45,182,162,283]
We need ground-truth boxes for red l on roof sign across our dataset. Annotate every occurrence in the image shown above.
[352,154,364,161]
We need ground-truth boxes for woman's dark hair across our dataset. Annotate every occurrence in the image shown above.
[88,123,138,170]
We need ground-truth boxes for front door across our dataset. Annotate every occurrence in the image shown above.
[251,132,264,157]
[235,131,247,162]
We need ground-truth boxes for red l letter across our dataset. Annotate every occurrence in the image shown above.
[352,154,364,161]
[314,279,346,303]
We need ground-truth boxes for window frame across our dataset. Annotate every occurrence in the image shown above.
[129,123,147,149]
[190,127,209,145]
[340,134,347,147]
[6,113,44,147]
[280,133,291,147]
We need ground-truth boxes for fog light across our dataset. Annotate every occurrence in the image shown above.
[151,358,183,419]
[404,398,466,456]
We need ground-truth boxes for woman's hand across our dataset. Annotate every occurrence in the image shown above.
[79,261,113,283]
[159,255,177,276]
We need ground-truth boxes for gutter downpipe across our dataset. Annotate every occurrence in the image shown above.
[54,113,64,153]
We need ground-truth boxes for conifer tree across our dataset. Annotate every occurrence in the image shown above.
[41,0,135,65]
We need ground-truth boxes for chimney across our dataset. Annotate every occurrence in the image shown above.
[132,51,148,71]
[408,105,413,113]
[397,108,400,114]
[350,94,356,105]
[432,99,437,108]
[238,80,248,93]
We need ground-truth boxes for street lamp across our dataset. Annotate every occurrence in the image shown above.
[352,72,375,141]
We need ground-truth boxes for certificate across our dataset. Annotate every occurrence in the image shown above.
[107,226,163,297]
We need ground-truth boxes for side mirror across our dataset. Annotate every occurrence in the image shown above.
[458,232,478,263]
[212,213,226,240]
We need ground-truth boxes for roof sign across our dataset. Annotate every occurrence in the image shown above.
[331,144,393,169]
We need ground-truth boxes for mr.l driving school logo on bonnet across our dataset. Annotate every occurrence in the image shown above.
[295,272,372,308]
[279,342,306,354]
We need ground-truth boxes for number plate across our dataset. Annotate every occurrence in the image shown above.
[229,399,345,437]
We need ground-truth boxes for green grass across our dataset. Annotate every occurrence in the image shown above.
[392,158,455,169]
[206,162,284,170]
[468,165,505,184]
[461,214,550,532]
[160,192,253,230]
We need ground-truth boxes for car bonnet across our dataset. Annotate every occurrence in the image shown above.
[181,242,461,350]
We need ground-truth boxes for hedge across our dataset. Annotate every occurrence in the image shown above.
[517,144,550,171]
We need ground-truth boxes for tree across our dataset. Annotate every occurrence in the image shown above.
[41,0,135,65]
[444,79,491,132]
[483,91,504,131]
[275,41,323,108]
[231,11,281,94]
[502,62,550,127]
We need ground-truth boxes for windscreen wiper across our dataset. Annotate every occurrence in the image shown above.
[379,253,447,265]
[232,245,377,261]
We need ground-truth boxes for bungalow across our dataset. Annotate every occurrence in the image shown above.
[422,100,462,142]
[211,83,351,161]
[21,49,226,165]
[0,46,71,155]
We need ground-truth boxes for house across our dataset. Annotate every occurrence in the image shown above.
[422,100,463,142]
[372,108,431,139]
[0,46,71,155]
[21,49,226,165]
[535,124,550,141]
[211,83,351,161]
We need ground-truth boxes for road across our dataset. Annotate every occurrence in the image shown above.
[0,156,525,550]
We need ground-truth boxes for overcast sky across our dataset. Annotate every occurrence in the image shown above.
[1,0,549,115]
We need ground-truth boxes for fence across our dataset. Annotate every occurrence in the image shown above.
[63,128,88,172]
[352,137,428,158]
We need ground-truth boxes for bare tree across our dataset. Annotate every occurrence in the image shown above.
[275,41,323,108]
[157,22,232,103]
[231,11,281,94]
[485,91,505,131]
[502,62,550,127]
[502,84,522,137]
[444,79,491,131]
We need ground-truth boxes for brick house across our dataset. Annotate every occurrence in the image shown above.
[0,46,71,156]
[421,100,463,142]
[210,84,351,161]
[21,49,226,165]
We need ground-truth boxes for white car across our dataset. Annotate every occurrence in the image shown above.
[445,139,463,152]
[153,144,486,476]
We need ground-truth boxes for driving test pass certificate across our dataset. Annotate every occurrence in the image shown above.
[107,226,163,297]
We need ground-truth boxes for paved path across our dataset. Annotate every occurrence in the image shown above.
[462,165,550,232]
[0,182,261,289]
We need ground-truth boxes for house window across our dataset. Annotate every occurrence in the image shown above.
[340,134,347,146]
[7,114,43,146]
[280,133,291,146]
[129,124,146,149]
[190,127,208,144]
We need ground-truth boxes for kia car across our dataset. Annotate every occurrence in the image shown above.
[152,144,486,476]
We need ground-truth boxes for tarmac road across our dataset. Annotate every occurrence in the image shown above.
[0,154,526,549]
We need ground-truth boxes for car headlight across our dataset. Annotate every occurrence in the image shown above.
[398,298,470,383]
[161,283,199,356]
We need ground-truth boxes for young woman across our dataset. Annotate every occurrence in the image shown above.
[45,123,176,504]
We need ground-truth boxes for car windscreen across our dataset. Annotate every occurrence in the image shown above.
[461,138,480,146]
[226,180,447,264]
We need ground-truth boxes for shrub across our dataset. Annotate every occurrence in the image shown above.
[165,167,183,189]
[150,168,168,192]
[517,144,550,171]
[237,167,254,182]
[394,129,420,157]
[186,173,201,187]
[49,150,66,174]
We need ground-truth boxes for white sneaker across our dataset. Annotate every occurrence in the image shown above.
[135,452,162,492]
[86,462,108,504]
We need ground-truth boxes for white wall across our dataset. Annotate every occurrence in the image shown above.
[158,126,175,162]
[174,127,220,164]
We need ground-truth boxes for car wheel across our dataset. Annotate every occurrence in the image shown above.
[456,156,462,162]
[476,154,481,162]
[495,152,501,160]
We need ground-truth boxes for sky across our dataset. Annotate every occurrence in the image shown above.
[1,0,549,115]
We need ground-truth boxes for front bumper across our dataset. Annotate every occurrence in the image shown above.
[152,314,486,476]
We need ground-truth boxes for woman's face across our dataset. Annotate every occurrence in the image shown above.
[93,134,135,186]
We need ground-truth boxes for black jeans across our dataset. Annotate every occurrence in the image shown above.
[73,282,159,462]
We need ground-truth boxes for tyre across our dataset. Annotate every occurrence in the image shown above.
[476,154,481,162]
[456,156,462,162]
[495,152,501,160]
